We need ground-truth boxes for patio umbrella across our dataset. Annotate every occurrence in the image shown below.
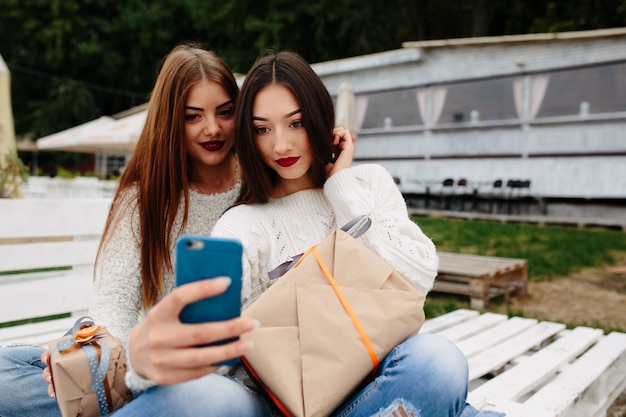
[36,110,146,156]
[0,55,16,159]
[36,116,116,154]
[85,110,147,155]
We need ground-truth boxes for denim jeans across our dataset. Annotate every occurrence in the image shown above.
[0,344,61,417]
[0,335,504,417]
[111,334,503,417]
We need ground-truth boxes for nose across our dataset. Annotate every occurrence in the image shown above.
[274,127,291,154]
[203,116,221,137]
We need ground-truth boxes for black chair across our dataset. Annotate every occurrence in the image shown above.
[439,178,455,210]
[454,178,469,211]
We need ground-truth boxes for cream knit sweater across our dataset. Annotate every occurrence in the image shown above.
[212,164,438,309]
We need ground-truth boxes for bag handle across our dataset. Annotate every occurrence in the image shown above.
[267,215,372,280]
[294,244,379,369]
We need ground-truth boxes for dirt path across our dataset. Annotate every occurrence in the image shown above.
[503,266,626,331]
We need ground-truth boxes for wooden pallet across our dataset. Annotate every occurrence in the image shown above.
[424,309,626,417]
[434,252,528,309]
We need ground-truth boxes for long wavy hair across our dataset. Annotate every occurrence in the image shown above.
[235,51,335,204]
[97,44,239,309]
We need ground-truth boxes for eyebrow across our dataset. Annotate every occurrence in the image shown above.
[185,100,234,112]
[252,108,302,122]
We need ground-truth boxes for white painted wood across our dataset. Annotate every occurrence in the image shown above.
[472,398,555,417]
[436,312,507,342]
[0,198,111,239]
[0,271,93,323]
[524,332,626,417]
[0,240,100,272]
[419,308,479,333]
[467,320,566,381]
[0,316,79,346]
[468,326,604,404]
[456,316,537,358]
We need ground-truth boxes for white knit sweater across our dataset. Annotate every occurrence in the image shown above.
[212,164,439,308]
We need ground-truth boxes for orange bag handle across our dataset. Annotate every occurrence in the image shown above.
[298,245,379,369]
[243,241,379,417]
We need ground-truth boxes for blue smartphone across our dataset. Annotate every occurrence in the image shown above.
[175,235,243,366]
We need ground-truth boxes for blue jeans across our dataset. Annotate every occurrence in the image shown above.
[0,344,61,417]
[0,335,504,417]
[112,334,503,417]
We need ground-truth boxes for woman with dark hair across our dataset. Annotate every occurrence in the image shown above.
[210,50,499,417]
[0,43,259,416]
[119,51,502,416]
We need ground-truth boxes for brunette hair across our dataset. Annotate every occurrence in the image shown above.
[97,44,238,309]
[235,51,335,204]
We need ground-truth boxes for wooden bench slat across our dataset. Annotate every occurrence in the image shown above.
[457,316,538,358]
[420,308,479,334]
[468,326,604,404]
[524,331,626,417]
[0,271,92,323]
[436,312,508,342]
[467,320,566,381]
[0,316,80,346]
[0,240,100,272]
[0,198,111,239]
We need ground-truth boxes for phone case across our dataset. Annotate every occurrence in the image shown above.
[175,235,243,366]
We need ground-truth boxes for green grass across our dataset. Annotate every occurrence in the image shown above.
[413,216,626,281]
[412,216,626,332]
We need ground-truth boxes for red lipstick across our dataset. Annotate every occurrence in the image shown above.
[276,157,299,167]
[200,141,225,152]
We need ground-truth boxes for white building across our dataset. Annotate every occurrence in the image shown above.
[314,28,626,216]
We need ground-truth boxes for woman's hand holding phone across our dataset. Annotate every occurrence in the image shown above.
[127,277,257,386]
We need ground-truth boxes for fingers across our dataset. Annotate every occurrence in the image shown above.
[151,277,231,323]
[42,364,55,399]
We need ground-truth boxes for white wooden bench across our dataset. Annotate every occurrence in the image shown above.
[423,309,626,417]
[1,199,624,416]
[0,198,112,345]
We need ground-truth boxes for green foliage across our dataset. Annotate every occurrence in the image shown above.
[2,0,626,140]
[0,151,29,197]
[414,217,626,280]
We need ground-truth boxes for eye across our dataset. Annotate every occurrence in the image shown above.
[290,120,303,128]
[254,126,269,135]
[185,114,200,122]
[218,108,233,118]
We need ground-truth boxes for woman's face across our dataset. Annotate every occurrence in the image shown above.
[184,80,235,170]
[252,83,314,197]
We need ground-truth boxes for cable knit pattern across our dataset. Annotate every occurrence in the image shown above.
[88,184,240,393]
[212,164,438,393]
[211,164,439,307]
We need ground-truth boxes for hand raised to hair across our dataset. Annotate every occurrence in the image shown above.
[326,127,355,179]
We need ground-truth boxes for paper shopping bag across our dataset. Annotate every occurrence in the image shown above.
[48,319,132,417]
[241,230,426,417]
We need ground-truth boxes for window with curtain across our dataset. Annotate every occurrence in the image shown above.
[537,62,626,117]
[439,77,517,124]
[360,89,422,129]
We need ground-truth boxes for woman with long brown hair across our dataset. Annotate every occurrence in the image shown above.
[0,43,259,417]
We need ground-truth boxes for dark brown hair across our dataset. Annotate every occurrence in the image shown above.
[97,44,238,309]
[235,51,335,204]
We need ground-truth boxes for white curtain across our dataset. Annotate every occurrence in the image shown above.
[513,75,550,121]
[355,95,368,130]
[417,86,447,127]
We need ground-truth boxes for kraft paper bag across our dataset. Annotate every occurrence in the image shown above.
[48,321,132,417]
[242,229,426,417]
